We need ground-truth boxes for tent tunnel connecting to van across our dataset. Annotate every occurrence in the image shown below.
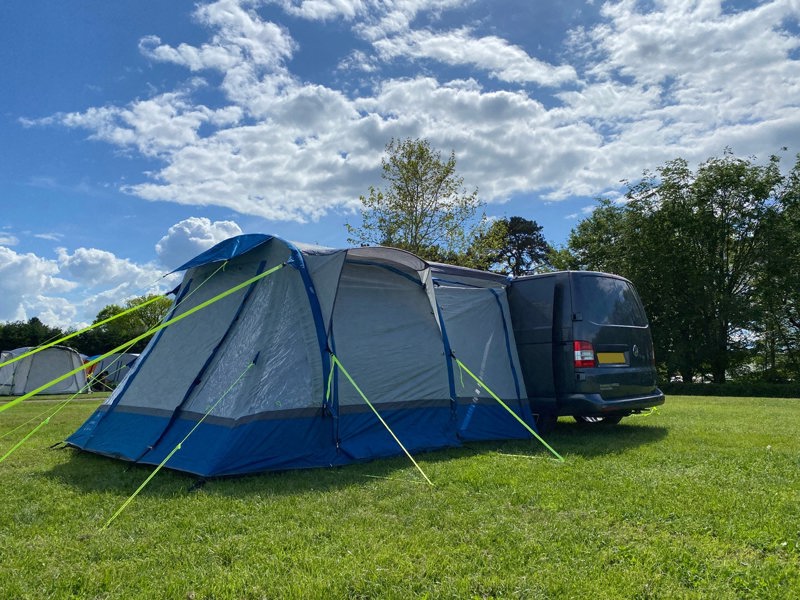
[66,234,557,477]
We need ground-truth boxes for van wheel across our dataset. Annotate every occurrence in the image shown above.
[574,415,623,426]
[534,413,558,434]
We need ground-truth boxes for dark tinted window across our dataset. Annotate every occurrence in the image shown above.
[573,275,648,326]
[508,275,555,329]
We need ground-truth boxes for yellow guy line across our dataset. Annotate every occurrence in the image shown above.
[454,357,564,462]
[103,360,255,529]
[328,354,433,486]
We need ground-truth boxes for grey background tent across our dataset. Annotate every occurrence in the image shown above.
[88,352,140,388]
[0,346,88,396]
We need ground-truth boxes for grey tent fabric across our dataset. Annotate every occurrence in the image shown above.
[0,346,88,395]
[436,285,524,400]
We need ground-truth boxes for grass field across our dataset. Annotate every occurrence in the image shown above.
[1,394,798,599]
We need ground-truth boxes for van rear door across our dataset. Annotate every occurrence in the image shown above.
[570,273,657,400]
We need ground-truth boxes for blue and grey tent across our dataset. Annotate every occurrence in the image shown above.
[68,235,537,477]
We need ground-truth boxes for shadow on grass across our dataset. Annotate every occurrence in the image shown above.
[546,420,669,458]
[44,447,445,498]
[44,420,667,498]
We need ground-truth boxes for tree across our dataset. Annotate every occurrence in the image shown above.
[74,294,173,355]
[346,138,485,261]
[469,216,552,275]
[755,154,800,379]
[0,317,65,351]
[565,150,793,383]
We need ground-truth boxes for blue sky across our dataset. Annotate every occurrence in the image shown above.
[2,0,799,329]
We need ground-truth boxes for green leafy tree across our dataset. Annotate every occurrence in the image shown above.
[0,317,65,351]
[565,150,792,383]
[346,138,486,261]
[755,155,800,380]
[74,294,173,355]
[467,217,552,275]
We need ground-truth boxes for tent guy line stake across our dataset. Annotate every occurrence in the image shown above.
[0,262,286,416]
[453,357,565,463]
[328,354,434,487]
[0,260,230,372]
[103,360,255,530]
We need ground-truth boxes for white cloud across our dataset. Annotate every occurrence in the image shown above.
[33,233,63,242]
[155,217,244,268]
[56,247,164,289]
[271,0,367,21]
[0,234,20,246]
[30,0,800,229]
[0,234,187,330]
[141,0,297,72]
[373,28,577,85]
[0,246,77,326]
[55,92,242,158]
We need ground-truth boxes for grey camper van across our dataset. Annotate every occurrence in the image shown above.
[507,271,664,430]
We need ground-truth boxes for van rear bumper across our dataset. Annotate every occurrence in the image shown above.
[558,389,665,417]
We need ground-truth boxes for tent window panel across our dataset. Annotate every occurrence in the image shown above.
[115,256,272,410]
[332,263,450,407]
[182,261,323,418]
[437,287,522,400]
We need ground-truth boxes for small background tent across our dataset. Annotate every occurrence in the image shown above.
[68,235,537,477]
[0,346,88,396]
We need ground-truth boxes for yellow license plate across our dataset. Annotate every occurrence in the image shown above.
[597,352,626,365]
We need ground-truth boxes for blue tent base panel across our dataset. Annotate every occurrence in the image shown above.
[67,400,539,478]
[455,397,537,442]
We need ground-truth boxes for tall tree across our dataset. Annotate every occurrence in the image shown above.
[470,217,552,275]
[497,217,551,276]
[566,150,791,383]
[346,138,485,261]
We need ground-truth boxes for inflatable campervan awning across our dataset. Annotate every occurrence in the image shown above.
[68,235,535,476]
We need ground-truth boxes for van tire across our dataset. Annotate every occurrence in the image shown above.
[534,413,558,434]
[573,415,623,426]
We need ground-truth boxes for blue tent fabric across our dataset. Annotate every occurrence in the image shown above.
[68,235,539,477]
[171,234,275,272]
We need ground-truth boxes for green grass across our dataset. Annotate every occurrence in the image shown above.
[1,395,798,599]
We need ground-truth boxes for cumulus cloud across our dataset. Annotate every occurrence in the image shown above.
[0,246,77,325]
[155,217,243,268]
[373,28,577,85]
[28,0,800,227]
[0,233,186,329]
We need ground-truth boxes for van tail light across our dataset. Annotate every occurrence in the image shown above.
[573,341,596,369]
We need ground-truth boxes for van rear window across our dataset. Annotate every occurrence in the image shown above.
[573,276,648,326]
